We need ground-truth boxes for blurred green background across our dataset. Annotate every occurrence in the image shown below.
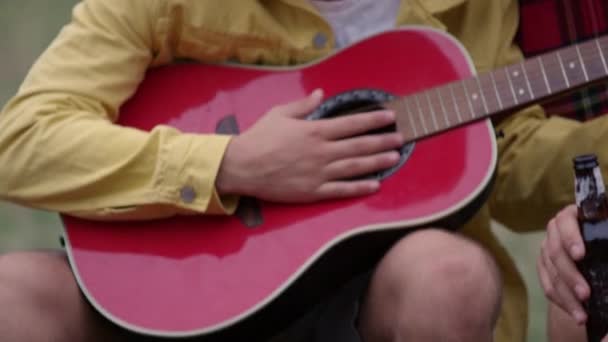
[0,1,75,251]
[0,1,548,340]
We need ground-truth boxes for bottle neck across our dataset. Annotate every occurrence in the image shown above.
[576,165,608,221]
[576,166,606,206]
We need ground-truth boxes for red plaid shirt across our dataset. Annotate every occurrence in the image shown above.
[517,0,608,120]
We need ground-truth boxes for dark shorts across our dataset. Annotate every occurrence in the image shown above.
[268,272,371,342]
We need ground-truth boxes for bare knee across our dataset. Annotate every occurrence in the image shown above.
[0,251,78,299]
[359,229,501,341]
[0,251,127,342]
[0,252,79,337]
[373,229,500,303]
[412,230,501,305]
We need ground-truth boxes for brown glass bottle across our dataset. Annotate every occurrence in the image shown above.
[574,154,608,342]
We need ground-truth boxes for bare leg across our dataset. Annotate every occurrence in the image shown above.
[548,302,586,342]
[0,251,137,342]
[358,229,502,342]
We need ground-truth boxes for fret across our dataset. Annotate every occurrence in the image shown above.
[541,53,569,94]
[538,56,552,94]
[596,38,608,75]
[436,87,451,127]
[599,37,608,78]
[448,83,464,123]
[505,64,532,104]
[477,72,502,114]
[520,61,535,99]
[489,71,504,110]
[556,51,570,88]
[491,66,517,108]
[522,57,549,100]
[575,44,589,82]
[391,99,416,141]
[462,77,486,117]
[560,47,591,88]
[392,36,608,141]
[460,81,477,119]
[404,98,418,138]
[414,94,429,134]
[394,37,608,141]
[600,36,608,73]
[424,91,440,131]
[579,38,608,82]
[474,76,489,114]
[504,67,519,105]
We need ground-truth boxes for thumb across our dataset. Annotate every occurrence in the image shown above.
[279,88,324,119]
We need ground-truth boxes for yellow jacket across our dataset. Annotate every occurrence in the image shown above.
[3,0,608,340]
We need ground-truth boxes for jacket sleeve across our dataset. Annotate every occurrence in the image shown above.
[0,0,238,220]
[489,104,608,232]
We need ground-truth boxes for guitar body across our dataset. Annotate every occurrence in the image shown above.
[62,28,496,340]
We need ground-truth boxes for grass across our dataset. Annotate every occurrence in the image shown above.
[0,1,548,340]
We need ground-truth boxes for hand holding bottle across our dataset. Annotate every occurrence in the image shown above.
[537,204,590,324]
[538,154,608,342]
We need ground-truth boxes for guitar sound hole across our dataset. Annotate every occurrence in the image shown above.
[308,89,414,181]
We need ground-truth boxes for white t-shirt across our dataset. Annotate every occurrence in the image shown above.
[309,0,402,48]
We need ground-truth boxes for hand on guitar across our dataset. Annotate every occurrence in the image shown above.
[215,89,405,203]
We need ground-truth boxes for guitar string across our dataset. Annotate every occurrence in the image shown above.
[314,37,608,141]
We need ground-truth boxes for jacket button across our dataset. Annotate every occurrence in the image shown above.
[313,32,328,49]
[180,186,197,204]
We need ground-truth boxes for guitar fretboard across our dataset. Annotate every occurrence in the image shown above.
[387,35,608,142]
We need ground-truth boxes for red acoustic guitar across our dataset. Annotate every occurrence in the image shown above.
[61,27,608,340]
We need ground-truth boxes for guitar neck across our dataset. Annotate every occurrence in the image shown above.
[389,35,608,142]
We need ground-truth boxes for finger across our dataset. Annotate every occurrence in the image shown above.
[552,248,590,302]
[544,219,564,281]
[324,151,401,180]
[316,110,397,140]
[540,237,563,299]
[314,179,381,200]
[540,234,567,301]
[546,217,590,301]
[538,251,556,299]
[553,278,588,324]
[276,89,324,119]
[327,132,404,160]
[556,204,586,261]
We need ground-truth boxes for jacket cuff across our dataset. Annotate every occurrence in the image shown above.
[156,130,238,215]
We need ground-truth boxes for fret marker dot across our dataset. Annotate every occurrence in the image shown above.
[518,89,525,96]
[569,62,576,69]
[513,70,520,77]
[472,93,478,100]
